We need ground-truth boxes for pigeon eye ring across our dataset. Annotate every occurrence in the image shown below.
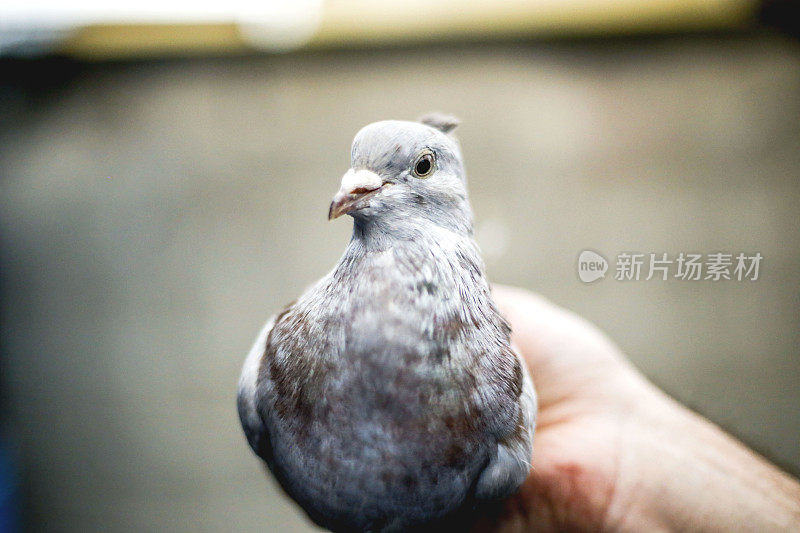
[412,150,435,178]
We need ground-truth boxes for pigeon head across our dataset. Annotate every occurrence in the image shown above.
[328,114,473,237]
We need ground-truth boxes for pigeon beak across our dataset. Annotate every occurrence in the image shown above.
[328,169,385,220]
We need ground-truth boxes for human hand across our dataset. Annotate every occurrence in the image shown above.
[468,285,800,532]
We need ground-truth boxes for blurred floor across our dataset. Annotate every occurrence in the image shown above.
[1,33,799,532]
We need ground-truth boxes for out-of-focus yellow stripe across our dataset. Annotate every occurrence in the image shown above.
[61,0,758,60]
[59,24,246,58]
[312,0,756,45]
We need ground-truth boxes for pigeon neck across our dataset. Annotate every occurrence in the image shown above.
[350,214,473,252]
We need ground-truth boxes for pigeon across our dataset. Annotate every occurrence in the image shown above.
[237,114,536,532]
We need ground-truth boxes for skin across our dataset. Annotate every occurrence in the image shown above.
[466,284,800,532]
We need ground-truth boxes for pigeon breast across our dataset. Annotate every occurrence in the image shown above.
[255,226,522,530]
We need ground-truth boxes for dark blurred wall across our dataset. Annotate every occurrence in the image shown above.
[1,34,799,532]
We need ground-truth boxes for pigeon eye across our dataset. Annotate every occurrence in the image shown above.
[413,152,435,178]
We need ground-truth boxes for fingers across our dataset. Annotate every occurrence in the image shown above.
[491,283,626,368]
[491,284,648,410]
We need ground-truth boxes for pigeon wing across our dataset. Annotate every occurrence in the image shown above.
[237,315,277,462]
[474,346,537,500]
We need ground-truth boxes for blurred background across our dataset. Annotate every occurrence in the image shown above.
[1,0,799,531]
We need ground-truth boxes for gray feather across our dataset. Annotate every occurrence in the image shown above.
[418,112,460,134]
[238,117,536,532]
